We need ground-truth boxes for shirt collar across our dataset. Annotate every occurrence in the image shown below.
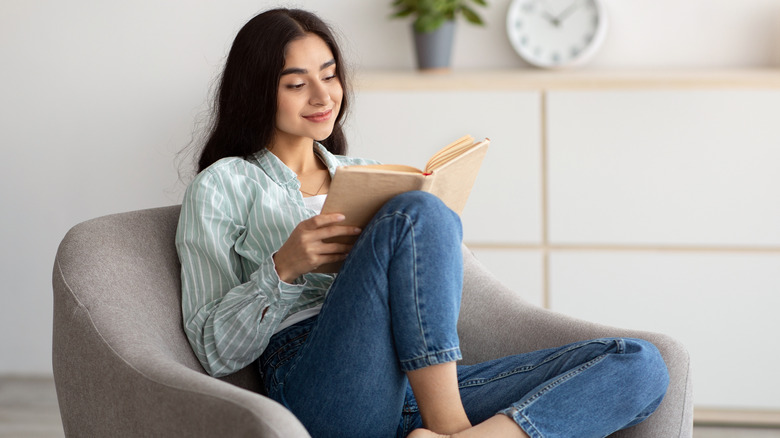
[313,142,342,177]
[252,142,341,187]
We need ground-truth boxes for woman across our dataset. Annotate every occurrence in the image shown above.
[176,8,669,438]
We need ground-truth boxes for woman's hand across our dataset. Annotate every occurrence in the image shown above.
[273,213,361,283]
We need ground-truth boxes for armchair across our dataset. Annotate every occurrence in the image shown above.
[52,205,693,437]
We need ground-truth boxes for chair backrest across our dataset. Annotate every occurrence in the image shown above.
[53,205,205,370]
[52,205,266,389]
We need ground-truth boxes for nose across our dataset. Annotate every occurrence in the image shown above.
[308,81,331,107]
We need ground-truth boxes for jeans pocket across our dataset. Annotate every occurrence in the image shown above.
[260,319,316,394]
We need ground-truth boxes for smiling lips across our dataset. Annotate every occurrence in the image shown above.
[303,109,333,123]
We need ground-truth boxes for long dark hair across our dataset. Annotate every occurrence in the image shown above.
[197,9,349,172]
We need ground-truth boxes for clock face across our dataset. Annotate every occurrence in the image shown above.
[507,0,607,68]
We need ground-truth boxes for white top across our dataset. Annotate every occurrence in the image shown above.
[302,194,327,214]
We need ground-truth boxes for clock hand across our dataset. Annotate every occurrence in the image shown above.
[536,0,561,26]
[543,11,560,26]
[555,0,583,23]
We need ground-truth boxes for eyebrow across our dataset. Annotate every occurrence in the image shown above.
[281,59,336,76]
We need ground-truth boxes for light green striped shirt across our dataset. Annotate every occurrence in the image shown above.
[176,144,376,377]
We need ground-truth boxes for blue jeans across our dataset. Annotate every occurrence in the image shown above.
[259,191,669,438]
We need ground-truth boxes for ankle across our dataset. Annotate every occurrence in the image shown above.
[424,417,471,435]
[421,407,471,434]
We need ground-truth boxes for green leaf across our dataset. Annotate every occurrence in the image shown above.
[443,0,459,13]
[391,6,416,18]
[390,0,415,13]
[415,14,446,32]
[390,0,488,27]
[461,5,484,25]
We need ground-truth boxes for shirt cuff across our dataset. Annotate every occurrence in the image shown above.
[268,252,308,298]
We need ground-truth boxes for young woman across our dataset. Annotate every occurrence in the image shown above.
[176,8,669,438]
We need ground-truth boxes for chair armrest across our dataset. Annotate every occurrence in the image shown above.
[53,258,310,438]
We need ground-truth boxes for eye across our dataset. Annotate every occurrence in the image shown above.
[285,83,305,90]
[323,74,337,81]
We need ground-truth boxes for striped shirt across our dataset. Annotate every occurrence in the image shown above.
[176,143,376,377]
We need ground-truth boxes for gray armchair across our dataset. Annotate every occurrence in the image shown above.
[52,205,693,437]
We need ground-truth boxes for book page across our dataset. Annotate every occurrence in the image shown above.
[426,139,489,214]
[355,164,424,174]
[424,135,476,173]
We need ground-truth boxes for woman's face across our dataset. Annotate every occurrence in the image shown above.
[275,33,343,146]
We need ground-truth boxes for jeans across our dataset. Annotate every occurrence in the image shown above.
[259,191,669,438]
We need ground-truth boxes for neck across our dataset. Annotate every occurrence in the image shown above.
[269,135,319,175]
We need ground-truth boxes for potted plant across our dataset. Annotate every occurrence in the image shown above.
[391,0,488,71]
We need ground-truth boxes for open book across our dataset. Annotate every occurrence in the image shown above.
[315,135,489,273]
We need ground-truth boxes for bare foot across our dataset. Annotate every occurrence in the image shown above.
[406,415,528,438]
[407,429,449,438]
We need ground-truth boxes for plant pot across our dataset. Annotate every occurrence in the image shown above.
[413,20,455,72]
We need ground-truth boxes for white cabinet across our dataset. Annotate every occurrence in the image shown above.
[547,90,780,247]
[351,71,780,417]
[469,248,545,306]
[546,88,780,412]
[550,250,780,409]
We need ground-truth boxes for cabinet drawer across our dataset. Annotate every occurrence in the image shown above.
[547,90,780,247]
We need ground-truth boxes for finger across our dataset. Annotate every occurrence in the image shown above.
[317,243,353,255]
[293,225,359,249]
[312,253,349,268]
[313,224,362,240]
[307,213,347,229]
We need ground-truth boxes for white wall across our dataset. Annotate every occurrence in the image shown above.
[2,0,779,374]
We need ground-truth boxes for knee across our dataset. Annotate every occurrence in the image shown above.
[623,339,670,399]
[384,191,444,211]
[381,192,461,228]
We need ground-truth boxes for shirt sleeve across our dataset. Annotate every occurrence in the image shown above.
[176,170,305,377]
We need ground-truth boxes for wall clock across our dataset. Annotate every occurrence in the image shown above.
[506,0,608,69]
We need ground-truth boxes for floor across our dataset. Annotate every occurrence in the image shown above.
[0,377,62,438]
[1,376,779,438]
